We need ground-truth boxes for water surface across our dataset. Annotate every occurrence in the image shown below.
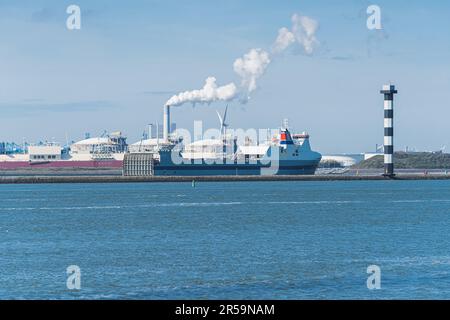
[1,180,450,299]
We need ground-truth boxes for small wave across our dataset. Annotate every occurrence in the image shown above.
[391,199,450,203]
[265,200,365,205]
[0,202,243,211]
[151,202,243,207]
[0,205,123,211]
[3,198,447,212]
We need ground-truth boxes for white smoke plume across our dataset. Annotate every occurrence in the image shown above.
[233,48,271,95]
[165,13,319,107]
[272,27,296,54]
[272,14,319,55]
[291,14,319,55]
[166,77,237,107]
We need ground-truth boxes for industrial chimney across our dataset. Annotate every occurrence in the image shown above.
[163,105,171,142]
[380,84,398,177]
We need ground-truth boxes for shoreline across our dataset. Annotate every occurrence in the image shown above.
[1,174,450,184]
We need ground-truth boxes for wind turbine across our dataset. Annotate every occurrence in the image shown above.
[216,105,230,159]
[216,104,229,138]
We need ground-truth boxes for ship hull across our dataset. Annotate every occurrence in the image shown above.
[153,160,319,176]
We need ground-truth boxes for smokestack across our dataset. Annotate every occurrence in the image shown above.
[380,84,398,177]
[163,105,170,142]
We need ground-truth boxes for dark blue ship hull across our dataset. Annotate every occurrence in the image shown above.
[153,160,319,176]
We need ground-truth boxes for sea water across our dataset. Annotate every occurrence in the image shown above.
[1,180,450,299]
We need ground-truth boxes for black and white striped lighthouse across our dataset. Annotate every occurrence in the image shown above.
[380,84,398,177]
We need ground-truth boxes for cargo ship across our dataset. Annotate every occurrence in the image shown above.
[122,105,322,176]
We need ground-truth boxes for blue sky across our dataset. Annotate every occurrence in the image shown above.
[0,0,449,153]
